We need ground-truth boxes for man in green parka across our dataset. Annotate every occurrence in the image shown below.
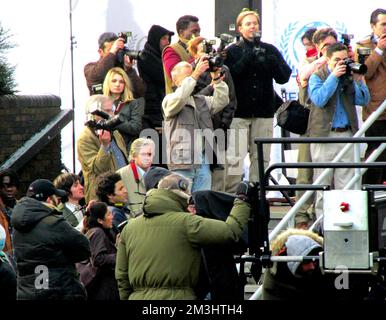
[115,173,251,300]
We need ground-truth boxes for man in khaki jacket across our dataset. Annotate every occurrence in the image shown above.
[77,95,128,203]
[117,137,155,216]
[162,58,229,192]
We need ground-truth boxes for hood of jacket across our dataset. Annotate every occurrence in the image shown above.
[285,235,322,277]
[11,197,56,232]
[146,25,174,56]
[270,229,323,277]
[143,188,188,217]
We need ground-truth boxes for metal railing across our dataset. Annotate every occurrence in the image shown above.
[249,98,386,300]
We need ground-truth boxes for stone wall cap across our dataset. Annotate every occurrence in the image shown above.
[0,94,61,108]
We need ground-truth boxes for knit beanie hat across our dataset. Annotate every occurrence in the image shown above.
[286,235,322,277]
[144,166,172,191]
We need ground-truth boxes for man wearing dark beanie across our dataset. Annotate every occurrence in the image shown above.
[144,166,172,191]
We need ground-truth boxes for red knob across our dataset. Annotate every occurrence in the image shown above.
[340,202,350,212]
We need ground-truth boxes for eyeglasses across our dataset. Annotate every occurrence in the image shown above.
[111,79,125,84]
[139,152,153,157]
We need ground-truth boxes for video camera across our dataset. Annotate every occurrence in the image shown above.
[116,31,144,66]
[85,109,124,132]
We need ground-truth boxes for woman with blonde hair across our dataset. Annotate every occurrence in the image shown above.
[103,67,144,150]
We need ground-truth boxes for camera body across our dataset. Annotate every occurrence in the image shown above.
[252,32,266,63]
[202,39,224,72]
[116,31,144,66]
[343,58,368,76]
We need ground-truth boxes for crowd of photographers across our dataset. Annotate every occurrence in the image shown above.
[0,7,386,300]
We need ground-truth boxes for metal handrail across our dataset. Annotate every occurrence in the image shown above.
[249,98,386,300]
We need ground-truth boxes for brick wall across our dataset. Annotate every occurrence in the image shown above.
[0,95,63,195]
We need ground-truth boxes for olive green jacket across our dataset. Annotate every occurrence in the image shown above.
[115,189,250,300]
[77,127,128,203]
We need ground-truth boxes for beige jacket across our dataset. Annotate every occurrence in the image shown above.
[162,76,229,170]
[116,163,146,216]
[356,35,386,121]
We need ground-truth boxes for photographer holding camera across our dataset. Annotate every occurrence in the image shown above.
[224,9,291,192]
[308,42,370,217]
[84,32,145,97]
[356,8,386,185]
[162,57,229,192]
[188,36,237,191]
[77,95,128,203]
[162,15,201,94]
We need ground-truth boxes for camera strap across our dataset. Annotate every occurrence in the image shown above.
[115,101,124,114]
[130,160,140,186]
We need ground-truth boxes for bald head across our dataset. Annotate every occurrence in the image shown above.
[171,61,193,87]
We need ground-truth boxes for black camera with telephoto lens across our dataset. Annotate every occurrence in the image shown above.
[116,31,144,66]
[85,109,124,132]
[202,39,224,72]
[343,58,368,76]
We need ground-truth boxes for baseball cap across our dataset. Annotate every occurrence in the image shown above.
[98,32,118,49]
[27,179,67,201]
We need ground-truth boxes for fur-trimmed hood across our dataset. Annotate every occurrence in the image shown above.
[270,228,323,256]
[269,229,323,277]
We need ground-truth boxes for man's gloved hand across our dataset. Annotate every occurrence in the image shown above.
[236,181,256,203]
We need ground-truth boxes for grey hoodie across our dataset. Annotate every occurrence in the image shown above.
[285,235,321,277]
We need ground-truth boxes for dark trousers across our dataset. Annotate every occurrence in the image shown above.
[363,120,386,185]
